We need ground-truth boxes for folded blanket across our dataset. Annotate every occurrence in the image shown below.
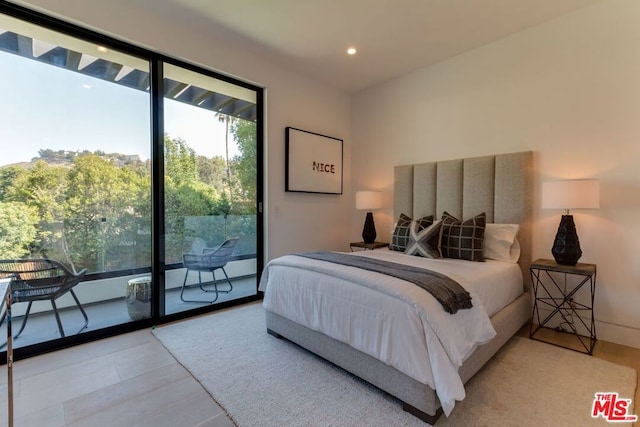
[295,251,472,314]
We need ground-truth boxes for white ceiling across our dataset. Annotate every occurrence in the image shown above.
[167,0,600,94]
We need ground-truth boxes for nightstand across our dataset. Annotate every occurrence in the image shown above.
[350,241,389,251]
[529,258,597,355]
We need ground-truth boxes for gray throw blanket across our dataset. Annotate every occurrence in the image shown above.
[295,251,472,314]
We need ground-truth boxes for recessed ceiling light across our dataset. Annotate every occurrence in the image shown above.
[97,46,109,53]
[82,84,91,89]
[346,47,357,55]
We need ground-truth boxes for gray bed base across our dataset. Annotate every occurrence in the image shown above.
[266,291,530,424]
[264,151,533,424]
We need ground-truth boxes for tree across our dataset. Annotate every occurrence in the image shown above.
[0,165,26,201]
[0,201,38,258]
[7,160,68,223]
[64,154,147,271]
[216,113,237,202]
[196,155,227,191]
[164,135,197,186]
[231,119,257,213]
[2,161,70,259]
[164,179,229,263]
[0,132,253,271]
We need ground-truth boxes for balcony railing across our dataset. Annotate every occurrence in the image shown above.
[0,258,257,349]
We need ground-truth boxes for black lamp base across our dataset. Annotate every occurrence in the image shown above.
[551,214,582,265]
[362,212,377,244]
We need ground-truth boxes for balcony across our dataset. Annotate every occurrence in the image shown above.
[0,261,258,350]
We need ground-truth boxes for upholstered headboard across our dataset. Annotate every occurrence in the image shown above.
[393,151,533,291]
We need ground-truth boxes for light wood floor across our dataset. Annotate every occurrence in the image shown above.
[0,328,234,426]
[517,324,640,416]
[0,319,637,426]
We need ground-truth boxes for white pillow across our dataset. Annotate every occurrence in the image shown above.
[483,223,520,263]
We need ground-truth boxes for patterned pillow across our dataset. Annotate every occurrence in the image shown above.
[389,213,433,252]
[439,211,486,261]
[405,220,442,258]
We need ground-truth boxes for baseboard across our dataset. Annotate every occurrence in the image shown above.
[596,320,640,350]
[533,307,640,350]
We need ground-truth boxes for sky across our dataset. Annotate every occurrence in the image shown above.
[0,50,237,167]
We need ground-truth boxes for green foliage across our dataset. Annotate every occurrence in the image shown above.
[164,135,197,186]
[232,119,258,214]
[197,155,227,191]
[0,201,38,258]
[0,166,26,202]
[1,161,69,258]
[0,129,257,272]
[36,148,76,163]
[9,161,68,222]
[63,154,149,271]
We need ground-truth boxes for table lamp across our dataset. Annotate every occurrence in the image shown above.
[542,179,599,265]
[356,191,383,244]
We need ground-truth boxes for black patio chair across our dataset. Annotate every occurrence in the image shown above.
[0,258,88,340]
[181,237,239,303]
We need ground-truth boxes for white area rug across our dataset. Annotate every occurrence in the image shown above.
[152,303,637,426]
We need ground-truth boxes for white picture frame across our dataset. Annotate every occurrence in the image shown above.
[285,127,343,194]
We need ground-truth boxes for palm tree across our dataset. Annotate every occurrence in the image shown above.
[216,113,237,204]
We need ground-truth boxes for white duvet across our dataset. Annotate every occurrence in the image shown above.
[259,249,523,416]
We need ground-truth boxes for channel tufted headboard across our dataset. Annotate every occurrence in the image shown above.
[393,151,533,291]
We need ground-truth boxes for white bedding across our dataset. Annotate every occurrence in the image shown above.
[259,249,523,416]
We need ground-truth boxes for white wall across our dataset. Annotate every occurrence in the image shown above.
[15,0,352,260]
[16,0,640,349]
[352,0,640,349]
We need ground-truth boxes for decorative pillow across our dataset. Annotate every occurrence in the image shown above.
[405,220,442,258]
[483,223,521,263]
[389,213,433,252]
[439,211,486,261]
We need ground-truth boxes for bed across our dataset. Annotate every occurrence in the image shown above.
[259,151,533,423]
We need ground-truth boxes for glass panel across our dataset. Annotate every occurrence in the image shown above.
[0,13,151,347]
[163,64,258,314]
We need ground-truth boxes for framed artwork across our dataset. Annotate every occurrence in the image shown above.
[285,127,343,194]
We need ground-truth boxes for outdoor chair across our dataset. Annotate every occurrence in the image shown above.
[0,258,88,340]
[181,237,239,303]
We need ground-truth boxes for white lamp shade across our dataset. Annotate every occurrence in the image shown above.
[355,191,383,210]
[542,179,600,210]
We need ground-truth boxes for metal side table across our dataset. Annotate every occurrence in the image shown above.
[529,258,597,355]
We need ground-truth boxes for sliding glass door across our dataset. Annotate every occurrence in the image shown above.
[0,13,152,347]
[162,64,259,315]
[0,3,262,357]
